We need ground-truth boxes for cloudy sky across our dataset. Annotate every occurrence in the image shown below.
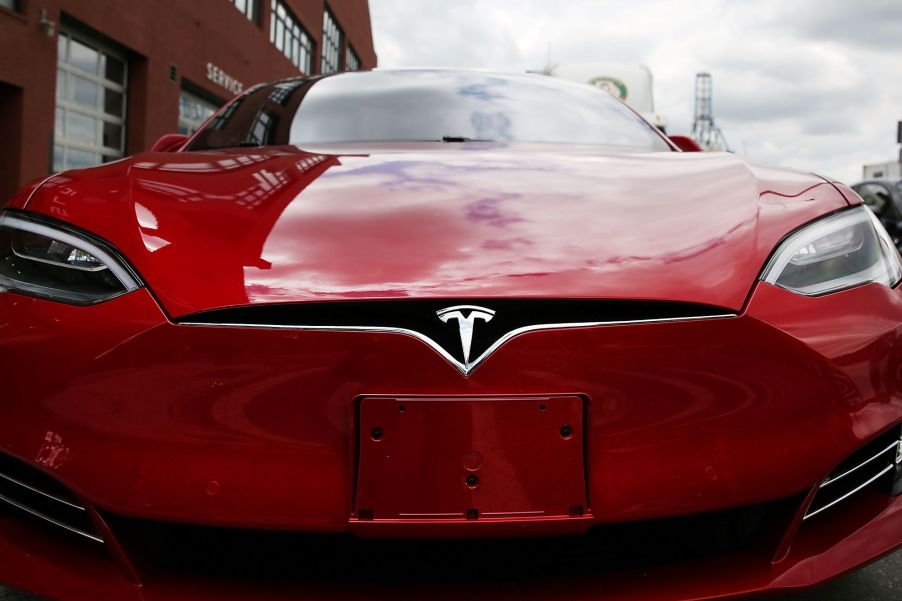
[370,0,902,183]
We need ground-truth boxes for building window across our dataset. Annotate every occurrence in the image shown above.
[322,8,342,74]
[346,46,360,71]
[270,0,313,74]
[54,30,127,172]
[179,90,221,135]
[228,0,258,23]
[0,0,20,12]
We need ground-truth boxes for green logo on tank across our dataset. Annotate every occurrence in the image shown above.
[588,76,628,101]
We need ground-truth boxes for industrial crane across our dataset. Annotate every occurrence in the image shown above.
[691,72,730,152]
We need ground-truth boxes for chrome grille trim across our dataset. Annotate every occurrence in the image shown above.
[0,491,103,543]
[818,441,899,489]
[803,432,902,520]
[179,313,737,376]
[0,471,86,511]
[803,464,896,520]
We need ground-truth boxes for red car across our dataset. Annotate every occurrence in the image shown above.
[1,69,901,601]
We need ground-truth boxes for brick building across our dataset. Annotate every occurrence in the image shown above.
[0,0,376,199]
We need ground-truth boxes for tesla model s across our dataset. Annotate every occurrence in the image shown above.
[1,69,901,601]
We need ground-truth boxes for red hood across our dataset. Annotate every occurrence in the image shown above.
[20,145,848,317]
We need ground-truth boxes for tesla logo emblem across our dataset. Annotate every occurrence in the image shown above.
[436,305,495,364]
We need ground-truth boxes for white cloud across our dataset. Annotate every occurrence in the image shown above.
[370,0,902,183]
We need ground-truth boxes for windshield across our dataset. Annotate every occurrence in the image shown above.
[186,70,671,151]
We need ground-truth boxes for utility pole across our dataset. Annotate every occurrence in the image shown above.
[691,72,730,152]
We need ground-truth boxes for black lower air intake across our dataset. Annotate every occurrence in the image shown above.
[0,451,103,542]
[805,426,902,520]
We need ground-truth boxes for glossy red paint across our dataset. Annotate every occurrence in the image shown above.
[148,133,189,153]
[16,145,846,316]
[1,281,900,530]
[1,137,901,599]
[668,135,703,152]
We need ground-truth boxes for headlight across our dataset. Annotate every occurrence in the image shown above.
[762,205,902,296]
[0,210,141,305]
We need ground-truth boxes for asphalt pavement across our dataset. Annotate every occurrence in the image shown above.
[1,547,900,600]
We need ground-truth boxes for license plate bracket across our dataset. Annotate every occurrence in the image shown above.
[354,396,586,522]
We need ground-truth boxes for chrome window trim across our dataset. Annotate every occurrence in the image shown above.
[179,312,736,376]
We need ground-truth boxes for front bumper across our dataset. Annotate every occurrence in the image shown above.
[1,280,901,599]
[1,490,901,600]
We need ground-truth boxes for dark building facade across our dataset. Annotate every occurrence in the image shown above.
[0,0,376,199]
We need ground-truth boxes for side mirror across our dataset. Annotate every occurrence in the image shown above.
[668,135,703,152]
[150,133,189,153]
